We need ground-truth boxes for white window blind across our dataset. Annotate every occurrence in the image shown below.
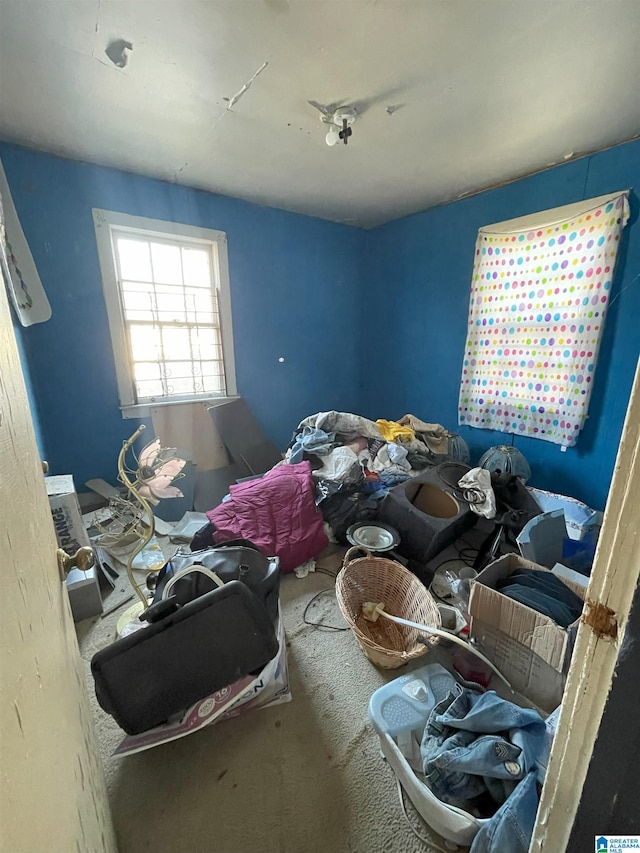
[458,191,630,447]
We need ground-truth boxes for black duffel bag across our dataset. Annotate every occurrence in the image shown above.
[152,538,280,624]
[91,540,280,735]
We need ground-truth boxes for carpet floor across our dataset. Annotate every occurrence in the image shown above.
[78,547,466,853]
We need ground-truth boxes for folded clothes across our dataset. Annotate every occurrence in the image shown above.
[504,569,584,610]
[498,585,578,627]
[496,568,583,627]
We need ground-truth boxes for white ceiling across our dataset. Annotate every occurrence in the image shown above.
[1,0,639,228]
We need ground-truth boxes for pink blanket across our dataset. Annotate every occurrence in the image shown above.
[206,461,328,573]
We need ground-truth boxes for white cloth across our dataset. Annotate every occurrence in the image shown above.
[294,559,316,579]
[313,446,360,482]
[458,467,496,519]
[386,442,409,466]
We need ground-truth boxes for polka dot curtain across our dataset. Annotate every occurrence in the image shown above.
[459,192,629,447]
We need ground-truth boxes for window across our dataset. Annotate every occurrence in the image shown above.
[93,210,236,417]
[458,191,629,447]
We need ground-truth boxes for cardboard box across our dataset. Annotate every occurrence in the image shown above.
[46,475,102,622]
[468,553,585,711]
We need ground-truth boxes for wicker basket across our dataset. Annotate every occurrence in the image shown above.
[335,547,441,669]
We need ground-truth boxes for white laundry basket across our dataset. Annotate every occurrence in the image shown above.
[368,662,489,848]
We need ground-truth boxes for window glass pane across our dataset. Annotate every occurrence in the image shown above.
[161,361,197,380]
[133,362,161,382]
[199,361,225,378]
[106,218,233,404]
[117,239,152,281]
[166,376,197,396]
[135,379,164,399]
[162,327,192,360]
[129,324,161,361]
[150,242,182,285]
[184,288,215,323]
[201,374,225,393]
[155,290,187,322]
[182,248,211,288]
[191,328,221,360]
[121,283,154,319]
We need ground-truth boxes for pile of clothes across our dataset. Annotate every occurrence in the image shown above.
[285,410,470,542]
[196,410,469,573]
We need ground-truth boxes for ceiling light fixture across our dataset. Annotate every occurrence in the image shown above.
[330,107,356,146]
[309,101,358,147]
[325,126,340,147]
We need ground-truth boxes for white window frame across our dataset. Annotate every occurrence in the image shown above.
[93,209,237,418]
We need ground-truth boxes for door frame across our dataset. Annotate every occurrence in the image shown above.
[530,357,640,851]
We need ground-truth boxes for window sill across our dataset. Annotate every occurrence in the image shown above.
[120,395,239,419]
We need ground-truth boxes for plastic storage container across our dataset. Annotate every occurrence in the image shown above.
[527,487,602,542]
[368,662,488,847]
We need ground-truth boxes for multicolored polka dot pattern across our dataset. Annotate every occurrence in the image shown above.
[459,194,629,447]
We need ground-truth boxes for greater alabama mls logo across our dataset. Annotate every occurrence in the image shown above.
[596,838,640,851]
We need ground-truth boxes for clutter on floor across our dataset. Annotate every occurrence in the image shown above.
[203,460,328,573]
[47,473,103,621]
[111,605,289,756]
[468,554,586,711]
[369,662,546,852]
[70,401,606,853]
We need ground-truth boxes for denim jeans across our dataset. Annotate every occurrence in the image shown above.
[470,770,540,853]
[421,685,545,818]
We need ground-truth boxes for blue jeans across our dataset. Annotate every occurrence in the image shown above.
[470,771,540,853]
[421,685,545,848]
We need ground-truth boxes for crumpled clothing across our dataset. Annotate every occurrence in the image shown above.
[399,415,451,455]
[313,446,361,483]
[359,443,412,485]
[378,468,412,486]
[294,559,316,578]
[289,426,336,464]
[345,436,369,455]
[376,418,416,443]
[318,488,379,543]
[386,442,410,466]
[458,467,496,518]
[297,411,383,441]
[470,770,539,853]
[421,684,545,813]
[407,449,435,470]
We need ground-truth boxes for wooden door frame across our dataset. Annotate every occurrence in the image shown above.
[531,356,640,851]
[0,280,117,852]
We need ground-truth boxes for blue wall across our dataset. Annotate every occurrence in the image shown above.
[361,140,640,510]
[12,314,46,458]
[3,139,638,509]
[0,143,366,487]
